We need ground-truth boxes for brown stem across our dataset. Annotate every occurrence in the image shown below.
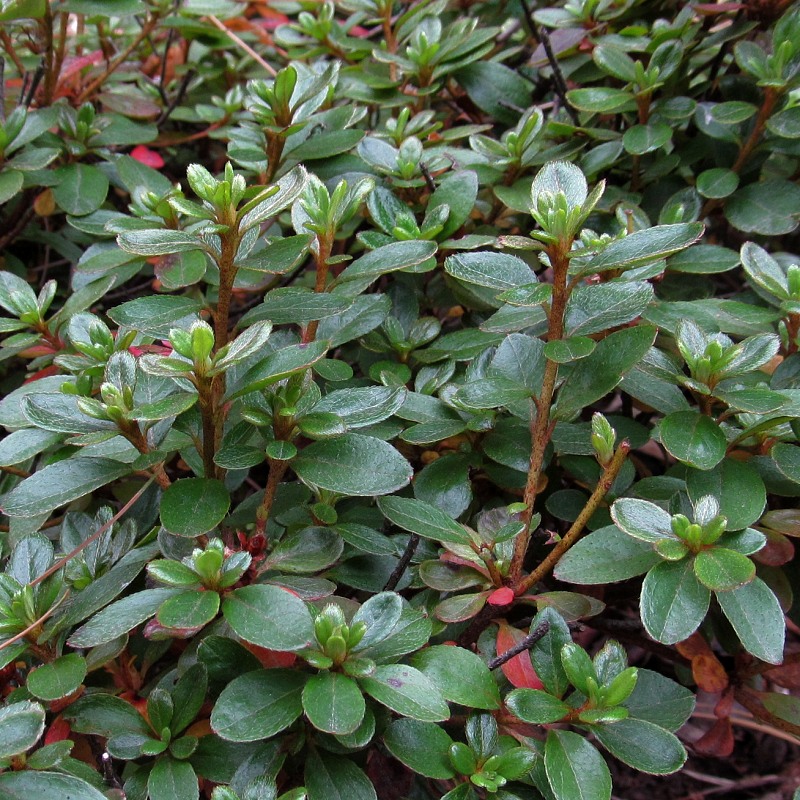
[204,14,277,77]
[301,235,333,343]
[509,244,569,581]
[76,14,162,103]
[30,476,157,589]
[198,378,217,479]
[254,458,289,537]
[1,464,30,478]
[0,30,26,76]
[38,6,55,104]
[514,442,630,595]
[488,620,550,669]
[0,590,70,657]
[700,86,780,218]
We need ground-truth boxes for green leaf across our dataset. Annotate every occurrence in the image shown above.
[222,584,315,650]
[229,340,329,400]
[409,645,500,710]
[716,577,785,664]
[211,669,306,741]
[622,668,695,731]
[157,589,220,629]
[554,325,656,420]
[0,773,107,800]
[456,376,532,409]
[68,588,180,647]
[266,526,343,573]
[554,525,661,584]
[772,443,800,484]
[66,693,151,738]
[116,228,204,257]
[338,240,438,283]
[242,288,351,325]
[52,164,109,216]
[444,252,534,291]
[384,719,455,779]
[543,336,596,364]
[160,478,230,537]
[302,672,365,734]
[413,453,472,518]
[594,718,686,775]
[506,689,570,724]
[108,296,202,338]
[640,559,710,644]
[611,498,674,542]
[696,168,739,199]
[0,701,45,757]
[593,44,637,81]
[1,456,130,517]
[726,180,800,236]
[565,282,654,337]
[531,160,587,209]
[0,169,24,204]
[687,459,765,530]
[293,434,412,496]
[304,749,377,800]
[377,496,472,545]
[659,410,727,470]
[622,122,672,155]
[148,756,198,800]
[360,665,450,721]
[27,654,87,701]
[428,170,478,240]
[767,106,800,138]
[351,591,403,651]
[693,548,755,591]
[583,224,704,274]
[567,87,636,113]
[544,730,611,800]
[239,166,308,232]
[454,62,534,125]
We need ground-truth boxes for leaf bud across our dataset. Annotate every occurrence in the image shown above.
[347,620,367,649]
[701,515,728,546]
[591,412,616,465]
[601,666,638,707]
[324,633,348,664]
[190,321,215,364]
[170,328,194,359]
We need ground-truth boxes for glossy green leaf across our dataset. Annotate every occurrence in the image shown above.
[554,525,661,584]
[659,410,727,470]
[611,498,674,542]
[506,689,570,724]
[53,164,109,216]
[293,434,412,496]
[160,478,230,536]
[0,701,45,757]
[640,559,710,644]
[0,773,106,800]
[211,669,306,741]
[544,730,611,800]
[554,325,656,420]
[383,719,455,779]
[583,224,704,274]
[304,749,377,800]
[148,757,198,800]
[1,456,130,517]
[716,577,785,664]
[377,496,471,545]
[693,548,755,591]
[360,665,450,721]
[222,584,315,651]
[27,654,87,701]
[230,340,329,399]
[594,718,686,775]
[157,589,220,629]
[444,251,534,291]
[409,645,500,710]
[302,672,365,734]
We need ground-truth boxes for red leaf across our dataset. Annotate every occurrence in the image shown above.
[44,714,71,744]
[130,145,165,169]
[488,587,515,606]
[496,623,544,690]
[241,642,297,668]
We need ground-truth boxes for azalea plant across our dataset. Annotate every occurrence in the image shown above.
[1,1,800,799]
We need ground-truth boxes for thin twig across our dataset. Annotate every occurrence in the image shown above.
[30,475,157,588]
[0,589,70,653]
[77,13,162,103]
[515,441,630,595]
[519,0,578,125]
[488,620,550,669]
[204,15,277,77]
[384,533,420,591]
